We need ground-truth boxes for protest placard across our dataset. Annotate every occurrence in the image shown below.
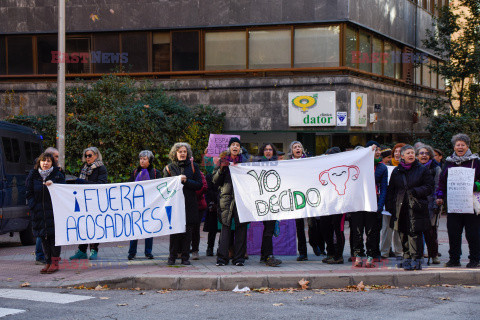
[206,134,240,157]
[48,176,186,246]
[447,167,475,214]
[230,148,377,222]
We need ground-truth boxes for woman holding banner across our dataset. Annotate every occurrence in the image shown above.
[436,134,480,268]
[26,152,65,274]
[127,150,161,260]
[213,137,249,266]
[164,143,202,265]
[69,147,108,261]
[386,145,434,271]
[287,141,310,261]
[256,143,282,267]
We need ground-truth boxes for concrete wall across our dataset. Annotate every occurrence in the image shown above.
[0,75,435,135]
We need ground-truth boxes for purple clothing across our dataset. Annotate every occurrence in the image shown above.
[135,168,150,181]
[436,158,480,199]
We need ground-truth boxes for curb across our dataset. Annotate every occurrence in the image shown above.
[42,270,480,291]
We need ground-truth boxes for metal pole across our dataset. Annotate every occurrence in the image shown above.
[57,0,66,168]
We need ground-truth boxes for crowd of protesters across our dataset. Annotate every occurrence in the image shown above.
[29,133,480,274]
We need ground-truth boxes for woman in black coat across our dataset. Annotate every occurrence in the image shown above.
[26,152,65,274]
[163,142,202,265]
[69,146,108,261]
[127,150,161,260]
[386,145,434,271]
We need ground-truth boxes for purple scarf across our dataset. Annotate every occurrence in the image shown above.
[135,169,150,181]
[400,160,413,170]
[422,160,433,168]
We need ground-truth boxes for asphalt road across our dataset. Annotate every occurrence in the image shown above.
[0,285,479,320]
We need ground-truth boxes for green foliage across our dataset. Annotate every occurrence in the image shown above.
[9,74,225,182]
[421,0,480,153]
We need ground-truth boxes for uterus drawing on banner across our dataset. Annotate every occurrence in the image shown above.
[318,165,360,195]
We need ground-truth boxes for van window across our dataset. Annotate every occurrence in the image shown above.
[24,141,42,164]
[2,137,21,162]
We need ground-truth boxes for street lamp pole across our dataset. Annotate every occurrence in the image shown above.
[57,0,66,168]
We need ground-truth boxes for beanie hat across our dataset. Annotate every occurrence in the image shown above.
[365,140,381,148]
[380,148,392,158]
[228,137,241,147]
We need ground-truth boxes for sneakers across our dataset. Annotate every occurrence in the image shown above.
[444,260,461,267]
[35,259,46,265]
[466,260,479,268]
[40,264,51,274]
[235,262,244,266]
[69,250,88,260]
[265,255,282,267]
[365,257,375,268]
[206,247,214,256]
[215,261,226,266]
[326,257,344,264]
[297,254,308,261]
[191,252,199,260]
[127,254,135,260]
[181,260,191,265]
[354,256,363,268]
[167,258,175,265]
[89,249,98,260]
[431,256,440,265]
[145,253,154,259]
[322,256,333,263]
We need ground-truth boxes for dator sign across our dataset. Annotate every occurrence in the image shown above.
[288,91,336,127]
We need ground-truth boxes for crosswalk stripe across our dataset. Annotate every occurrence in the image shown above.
[0,308,25,318]
[0,289,93,304]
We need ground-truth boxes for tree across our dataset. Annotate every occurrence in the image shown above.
[421,0,480,152]
[9,73,225,182]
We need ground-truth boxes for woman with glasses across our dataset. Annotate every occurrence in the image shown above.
[416,145,442,264]
[69,147,108,261]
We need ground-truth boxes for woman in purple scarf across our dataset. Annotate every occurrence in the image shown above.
[127,150,161,260]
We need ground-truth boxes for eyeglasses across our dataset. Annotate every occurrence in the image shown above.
[85,153,94,158]
[418,152,429,156]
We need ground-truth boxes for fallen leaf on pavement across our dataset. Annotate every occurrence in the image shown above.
[442,284,453,287]
[244,293,252,296]
[139,292,146,295]
[99,297,109,300]
[463,285,475,288]
[273,303,284,307]
[439,297,451,301]
[298,278,309,290]
[7,278,12,280]
[316,291,327,295]
[202,289,217,292]
[117,245,124,248]
[298,296,312,301]
[95,285,104,291]
[117,303,128,306]
[156,289,172,294]
[21,282,30,287]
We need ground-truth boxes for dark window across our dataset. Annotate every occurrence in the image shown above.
[2,137,20,163]
[153,32,170,72]
[93,33,120,73]
[0,36,5,75]
[66,38,91,74]
[121,32,148,72]
[37,35,58,74]
[172,31,199,71]
[7,37,33,75]
[24,141,42,164]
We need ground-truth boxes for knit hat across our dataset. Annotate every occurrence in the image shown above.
[228,137,241,147]
[381,148,392,158]
[365,140,381,148]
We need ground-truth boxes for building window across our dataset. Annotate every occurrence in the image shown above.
[438,62,446,90]
[66,37,91,74]
[394,45,402,79]
[372,37,382,75]
[152,32,170,72]
[345,26,357,68]
[7,36,33,75]
[383,41,395,78]
[93,34,120,73]
[205,31,246,70]
[0,36,5,75]
[172,31,199,71]
[294,26,339,68]
[414,63,422,85]
[430,59,438,89]
[249,29,291,69]
[37,35,58,74]
[358,31,372,72]
[422,56,431,87]
[121,32,148,72]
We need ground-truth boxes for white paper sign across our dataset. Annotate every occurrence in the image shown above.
[230,148,377,222]
[350,92,367,127]
[48,176,186,246]
[288,91,336,127]
[447,167,475,214]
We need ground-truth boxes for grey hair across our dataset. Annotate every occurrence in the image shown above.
[400,145,414,156]
[139,150,154,164]
[451,133,470,147]
[287,141,305,159]
[45,147,59,154]
[415,144,435,159]
[82,146,102,162]
[168,142,193,162]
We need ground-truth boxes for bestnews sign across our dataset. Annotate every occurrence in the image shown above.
[51,51,128,64]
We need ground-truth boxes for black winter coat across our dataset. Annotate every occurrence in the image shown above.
[129,165,161,182]
[76,164,108,184]
[386,160,434,233]
[26,167,65,238]
[163,160,202,225]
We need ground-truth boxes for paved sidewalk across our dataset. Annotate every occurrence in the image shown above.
[1,216,479,290]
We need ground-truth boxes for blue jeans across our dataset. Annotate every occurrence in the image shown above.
[128,238,153,256]
[35,237,45,261]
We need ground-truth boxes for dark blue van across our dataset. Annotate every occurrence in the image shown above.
[0,121,42,245]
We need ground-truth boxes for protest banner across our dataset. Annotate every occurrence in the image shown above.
[381,165,396,216]
[48,176,186,246]
[230,148,377,223]
[447,167,475,214]
[206,134,240,157]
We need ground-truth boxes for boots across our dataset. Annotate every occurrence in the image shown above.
[40,264,51,274]
[402,259,413,271]
[411,259,422,270]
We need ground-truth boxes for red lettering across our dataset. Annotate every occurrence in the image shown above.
[70,52,79,63]
[351,51,360,64]
[371,52,380,64]
[360,52,371,64]
[79,52,89,63]
[51,51,59,63]
[381,52,389,64]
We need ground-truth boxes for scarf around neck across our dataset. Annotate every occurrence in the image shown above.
[422,159,433,168]
[38,166,54,181]
[391,158,400,166]
[135,168,150,181]
[446,149,479,165]
[79,160,104,180]
[400,159,413,170]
